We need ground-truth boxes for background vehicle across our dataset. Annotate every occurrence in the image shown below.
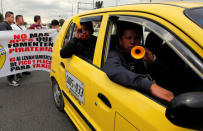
[50,2,203,131]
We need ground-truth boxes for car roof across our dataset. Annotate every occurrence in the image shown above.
[78,2,203,16]
[158,1,203,8]
[75,2,203,57]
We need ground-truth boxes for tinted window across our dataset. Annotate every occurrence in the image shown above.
[184,7,203,28]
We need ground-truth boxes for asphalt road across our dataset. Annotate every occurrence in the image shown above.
[0,71,77,131]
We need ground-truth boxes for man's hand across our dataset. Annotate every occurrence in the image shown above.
[150,84,174,102]
[143,48,154,63]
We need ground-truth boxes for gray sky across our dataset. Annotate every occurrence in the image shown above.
[1,0,203,24]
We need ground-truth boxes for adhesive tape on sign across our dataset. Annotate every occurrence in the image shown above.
[0,45,6,70]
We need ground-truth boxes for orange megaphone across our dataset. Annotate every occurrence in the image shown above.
[131,46,145,59]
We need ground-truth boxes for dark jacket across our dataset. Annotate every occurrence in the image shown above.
[104,47,154,92]
[60,36,97,61]
[0,21,12,31]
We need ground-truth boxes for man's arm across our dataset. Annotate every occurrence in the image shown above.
[60,38,78,58]
[104,50,153,92]
[104,50,174,102]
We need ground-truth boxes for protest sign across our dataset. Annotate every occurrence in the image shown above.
[0,29,58,78]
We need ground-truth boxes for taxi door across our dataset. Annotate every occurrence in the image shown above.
[85,14,117,131]
[57,19,95,130]
[61,14,115,130]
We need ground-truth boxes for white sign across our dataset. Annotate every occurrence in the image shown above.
[0,29,58,78]
[66,70,84,104]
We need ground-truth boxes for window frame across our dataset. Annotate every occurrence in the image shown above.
[101,16,118,68]
[101,14,203,106]
[62,15,104,65]
[101,14,203,79]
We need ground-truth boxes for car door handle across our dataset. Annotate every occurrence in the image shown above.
[98,93,112,108]
[60,62,65,69]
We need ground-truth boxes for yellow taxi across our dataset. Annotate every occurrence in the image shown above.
[50,2,203,131]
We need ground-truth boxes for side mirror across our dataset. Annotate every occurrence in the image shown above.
[166,92,203,130]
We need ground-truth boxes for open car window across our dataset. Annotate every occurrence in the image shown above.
[102,15,203,105]
[62,16,103,63]
[104,15,202,77]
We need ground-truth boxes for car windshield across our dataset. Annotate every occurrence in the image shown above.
[184,7,203,29]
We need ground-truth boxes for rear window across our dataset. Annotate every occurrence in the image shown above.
[184,7,203,29]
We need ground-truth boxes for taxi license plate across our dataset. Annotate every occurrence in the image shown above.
[65,70,84,104]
